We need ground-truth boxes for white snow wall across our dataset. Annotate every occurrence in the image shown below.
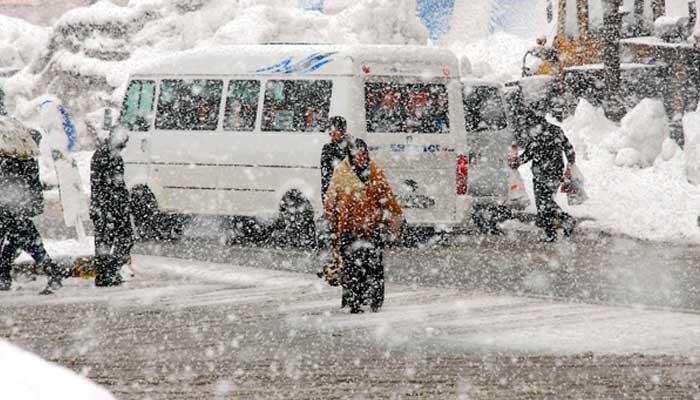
[446,0,550,44]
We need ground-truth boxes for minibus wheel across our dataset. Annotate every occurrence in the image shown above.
[472,203,512,235]
[130,185,161,240]
[271,189,317,248]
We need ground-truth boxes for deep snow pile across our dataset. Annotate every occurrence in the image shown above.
[450,31,534,81]
[0,340,115,400]
[516,100,700,242]
[0,16,49,73]
[683,104,700,184]
[446,0,552,81]
[609,99,671,168]
[2,0,427,125]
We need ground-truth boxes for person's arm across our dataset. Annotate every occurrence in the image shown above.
[324,171,339,243]
[560,127,576,165]
[114,157,131,215]
[320,145,331,201]
[515,140,535,167]
[373,166,404,238]
[89,155,102,221]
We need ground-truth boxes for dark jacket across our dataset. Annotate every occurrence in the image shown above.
[0,155,43,217]
[320,140,348,202]
[90,144,132,234]
[517,117,575,183]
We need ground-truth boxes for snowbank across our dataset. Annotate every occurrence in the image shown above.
[610,99,670,168]
[212,0,427,46]
[0,15,49,71]
[562,99,618,160]
[450,31,533,81]
[0,340,115,400]
[684,104,700,184]
[2,0,427,128]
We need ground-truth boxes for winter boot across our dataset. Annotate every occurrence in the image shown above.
[39,259,63,295]
[95,259,123,287]
[0,278,10,291]
[562,216,577,238]
[0,266,10,291]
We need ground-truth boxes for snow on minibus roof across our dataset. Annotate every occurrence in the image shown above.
[130,45,458,78]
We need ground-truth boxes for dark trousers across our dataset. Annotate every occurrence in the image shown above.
[94,220,133,286]
[339,235,384,311]
[533,178,572,239]
[0,210,55,282]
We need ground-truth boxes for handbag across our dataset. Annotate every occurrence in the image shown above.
[317,249,343,287]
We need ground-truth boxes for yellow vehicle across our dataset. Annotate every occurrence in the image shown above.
[523,0,667,78]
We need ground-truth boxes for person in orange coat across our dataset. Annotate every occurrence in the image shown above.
[324,138,403,313]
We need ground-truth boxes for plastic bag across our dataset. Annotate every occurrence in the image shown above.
[506,168,531,210]
[562,164,588,206]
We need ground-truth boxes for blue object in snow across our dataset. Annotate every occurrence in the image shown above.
[299,0,323,12]
[57,105,77,152]
[416,0,455,40]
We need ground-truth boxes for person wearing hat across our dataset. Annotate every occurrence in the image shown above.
[324,138,403,313]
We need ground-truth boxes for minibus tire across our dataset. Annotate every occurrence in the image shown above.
[130,185,161,240]
[271,190,317,249]
[472,203,511,235]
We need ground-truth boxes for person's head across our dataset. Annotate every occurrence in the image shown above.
[109,127,129,152]
[327,116,347,144]
[349,138,369,170]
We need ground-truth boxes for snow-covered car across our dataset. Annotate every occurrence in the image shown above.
[113,44,509,242]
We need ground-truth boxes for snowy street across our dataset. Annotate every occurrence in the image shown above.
[3,234,700,398]
[3,0,700,397]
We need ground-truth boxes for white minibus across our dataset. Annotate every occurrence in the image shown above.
[117,45,507,242]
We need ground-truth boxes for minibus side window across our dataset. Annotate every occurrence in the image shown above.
[261,80,332,132]
[463,86,508,132]
[223,80,260,131]
[364,82,449,134]
[155,79,223,131]
[120,80,155,131]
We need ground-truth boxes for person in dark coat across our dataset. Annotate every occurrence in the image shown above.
[0,129,63,294]
[90,131,133,287]
[320,116,349,203]
[511,112,576,241]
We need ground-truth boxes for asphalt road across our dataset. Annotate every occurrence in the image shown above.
[4,209,700,398]
[135,227,700,312]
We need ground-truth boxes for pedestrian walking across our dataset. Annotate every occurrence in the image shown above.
[324,139,403,313]
[90,130,133,287]
[0,119,63,294]
[511,110,576,241]
[320,116,349,203]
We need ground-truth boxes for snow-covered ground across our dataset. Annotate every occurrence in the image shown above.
[0,340,115,400]
[5,255,700,357]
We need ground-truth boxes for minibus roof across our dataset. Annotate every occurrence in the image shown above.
[130,44,459,78]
